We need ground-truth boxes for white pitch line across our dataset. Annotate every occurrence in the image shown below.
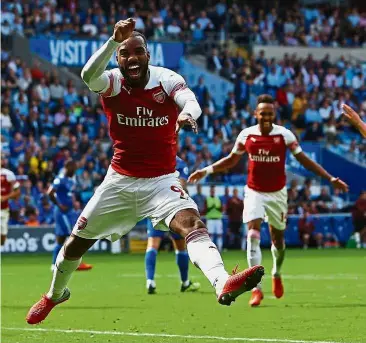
[3,327,351,343]
[113,273,361,281]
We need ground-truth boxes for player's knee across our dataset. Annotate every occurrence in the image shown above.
[147,238,160,250]
[180,217,206,237]
[63,235,95,260]
[272,236,285,249]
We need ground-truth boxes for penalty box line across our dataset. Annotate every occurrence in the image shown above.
[3,327,350,343]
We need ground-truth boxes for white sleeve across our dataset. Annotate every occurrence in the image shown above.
[283,129,302,155]
[81,37,122,97]
[5,169,16,182]
[232,130,248,155]
[161,70,202,120]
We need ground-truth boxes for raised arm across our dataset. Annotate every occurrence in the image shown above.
[342,104,366,138]
[81,19,135,93]
[188,130,246,183]
[295,152,348,192]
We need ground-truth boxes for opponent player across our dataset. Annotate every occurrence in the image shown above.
[189,94,348,307]
[145,156,200,294]
[48,160,92,272]
[26,19,264,325]
[1,160,20,246]
[342,104,366,138]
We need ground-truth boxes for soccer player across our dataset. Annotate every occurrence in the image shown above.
[1,160,20,246]
[145,156,200,294]
[189,94,349,307]
[48,160,92,272]
[26,19,264,325]
[342,104,366,138]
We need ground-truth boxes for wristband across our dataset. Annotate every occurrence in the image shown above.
[203,166,214,175]
[330,177,337,182]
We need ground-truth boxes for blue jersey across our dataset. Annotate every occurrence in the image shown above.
[176,156,189,181]
[53,174,76,236]
[52,174,75,210]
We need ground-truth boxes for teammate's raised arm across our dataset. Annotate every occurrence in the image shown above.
[81,19,135,93]
[342,104,366,138]
[294,151,349,192]
[188,131,245,183]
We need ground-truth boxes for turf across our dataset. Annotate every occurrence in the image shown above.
[2,249,366,343]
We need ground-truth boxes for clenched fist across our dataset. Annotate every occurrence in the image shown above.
[113,18,135,43]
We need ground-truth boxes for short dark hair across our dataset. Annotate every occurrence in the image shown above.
[257,94,275,106]
[130,30,148,47]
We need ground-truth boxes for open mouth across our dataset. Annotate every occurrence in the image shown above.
[127,64,141,79]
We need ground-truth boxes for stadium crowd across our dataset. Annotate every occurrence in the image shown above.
[1,0,366,47]
[1,0,365,230]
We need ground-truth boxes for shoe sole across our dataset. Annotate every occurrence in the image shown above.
[218,266,265,306]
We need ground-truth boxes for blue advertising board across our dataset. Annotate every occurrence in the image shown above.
[29,38,184,69]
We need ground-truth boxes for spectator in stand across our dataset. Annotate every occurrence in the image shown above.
[205,185,223,252]
[352,191,366,248]
[191,184,206,215]
[207,48,222,73]
[192,76,208,107]
[226,188,244,249]
[299,212,323,249]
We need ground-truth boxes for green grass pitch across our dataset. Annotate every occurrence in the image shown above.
[2,250,366,343]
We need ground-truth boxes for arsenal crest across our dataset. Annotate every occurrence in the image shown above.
[274,137,281,144]
[152,90,166,103]
[77,216,88,230]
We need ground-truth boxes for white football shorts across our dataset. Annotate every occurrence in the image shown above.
[72,167,198,241]
[1,209,10,235]
[242,185,288,230]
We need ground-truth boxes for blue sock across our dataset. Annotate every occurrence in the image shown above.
[176,250,189,283]
[145,248,158,281]
[52,243,63,265]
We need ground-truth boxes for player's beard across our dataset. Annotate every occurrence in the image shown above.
[119,63,149,88]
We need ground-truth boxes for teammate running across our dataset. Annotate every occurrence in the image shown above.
[26,19,264,325]
[145,156,200,294]
[189,94,348,307]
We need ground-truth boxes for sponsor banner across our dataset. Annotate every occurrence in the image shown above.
[29,38,184,69]
[2,226,110,254]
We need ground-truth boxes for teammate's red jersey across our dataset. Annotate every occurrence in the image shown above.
[1,168,16,210]
[232,125,302,192]
[100,66,188,178]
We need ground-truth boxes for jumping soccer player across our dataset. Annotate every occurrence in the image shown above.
[145,156,200,294]
[48,160,92,272]
[189,94,348,307]
[26,19,264,325]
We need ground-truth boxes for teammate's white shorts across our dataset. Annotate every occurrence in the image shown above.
[72,167,198,241]
[243,185,288,230]
[206,219,223,235]
[1,209,10,235]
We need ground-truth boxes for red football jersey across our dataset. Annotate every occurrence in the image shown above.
[1,168,16,210]
[99,66,188,178]
[232,125,302,192]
